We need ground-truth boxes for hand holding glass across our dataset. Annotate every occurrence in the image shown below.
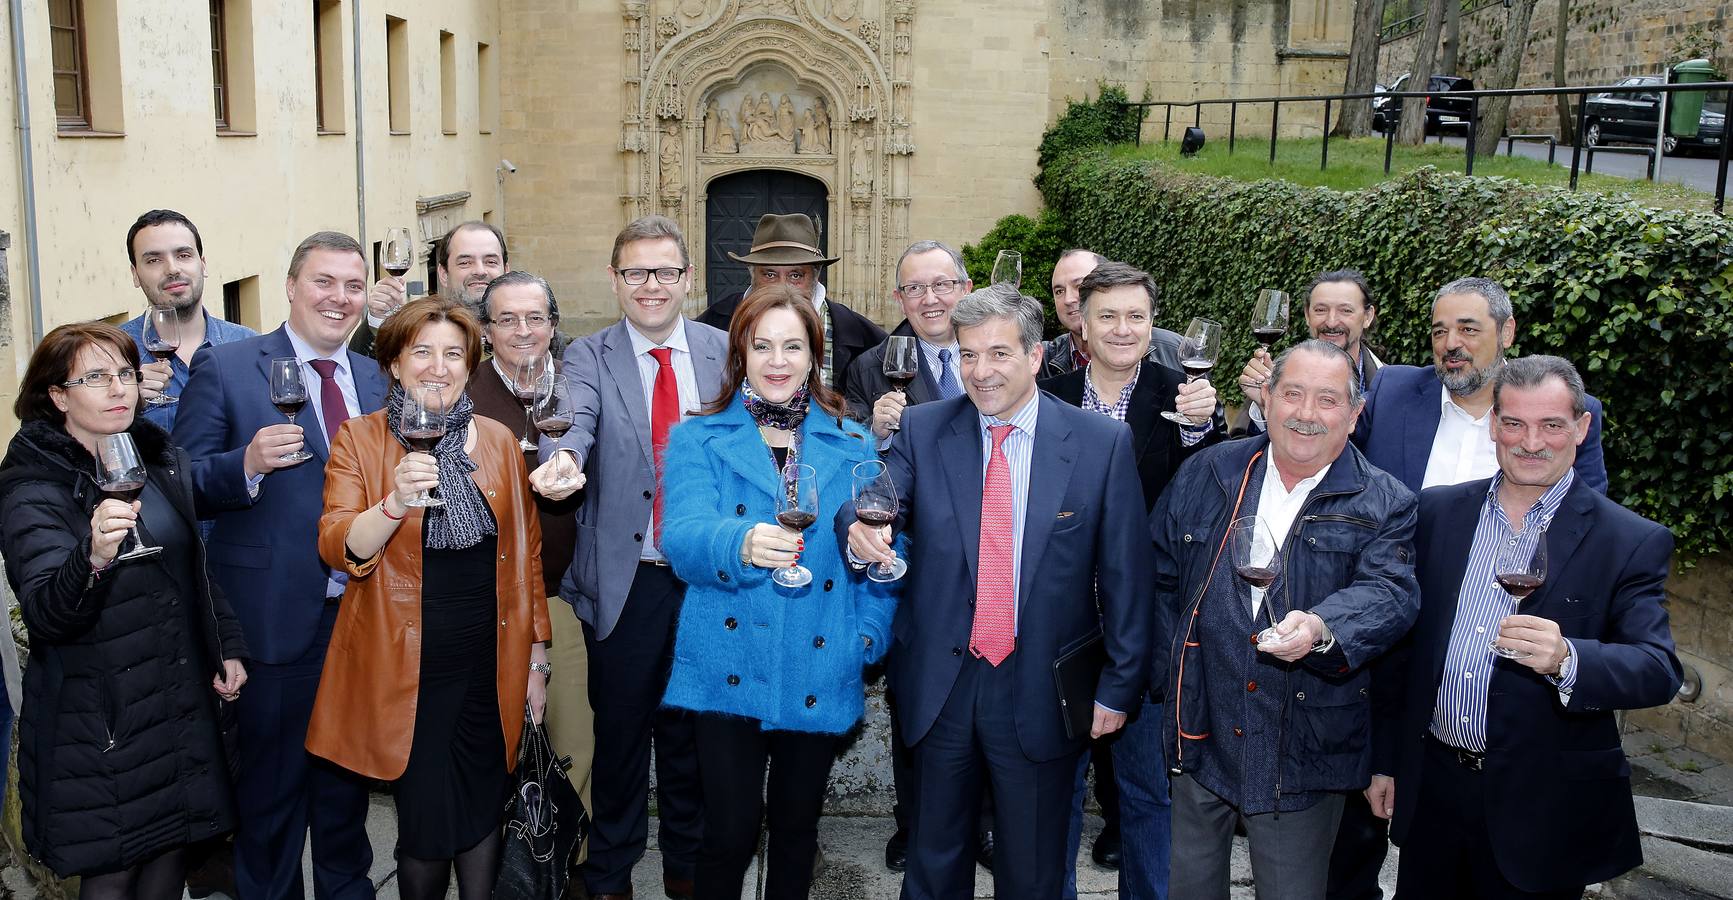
[773,463,818,588]
[94,432,162,560]
[1250,289,1290,352]
[852,460,906,582]
[1162,317,1223,424]
[142,309,181,407]
[511,354,553,451]
[1491,529,1548,660]
[881,336,919,432]
[269,358,315,463]
[1228,516,1288,647]
[398,386,447,508]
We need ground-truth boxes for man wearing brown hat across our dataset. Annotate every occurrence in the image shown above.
[698,212,886,397]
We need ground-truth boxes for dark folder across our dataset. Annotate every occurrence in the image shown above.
[1052,630,1107,741]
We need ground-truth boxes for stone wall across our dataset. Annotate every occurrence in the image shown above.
[1378,0,1732,137]
[1628,553,1733,765]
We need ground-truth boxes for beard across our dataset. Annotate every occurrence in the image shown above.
[1436,351,1500,397]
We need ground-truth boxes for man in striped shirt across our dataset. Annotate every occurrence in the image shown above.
[1372,355,1682,899]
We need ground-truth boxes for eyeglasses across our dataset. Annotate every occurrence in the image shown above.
[616,267,687,286]
[897,279,966,299]
[61,369,142,389]
[489,313,554,330]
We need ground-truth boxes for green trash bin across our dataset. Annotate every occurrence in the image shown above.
[1668,58,1722,138]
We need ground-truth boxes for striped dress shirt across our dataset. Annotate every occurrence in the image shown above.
[1430,470,1577,752]
[978,392,1039,633]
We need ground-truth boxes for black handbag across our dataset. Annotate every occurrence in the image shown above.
[495,705,589,900]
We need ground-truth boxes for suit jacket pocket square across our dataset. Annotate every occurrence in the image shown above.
[1056,511,1075,519]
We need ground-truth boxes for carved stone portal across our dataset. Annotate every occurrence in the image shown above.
[618,0,913,321]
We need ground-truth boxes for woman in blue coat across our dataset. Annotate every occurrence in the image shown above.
[660,283,898,900]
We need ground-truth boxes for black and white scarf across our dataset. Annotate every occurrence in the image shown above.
[385,386,495,549]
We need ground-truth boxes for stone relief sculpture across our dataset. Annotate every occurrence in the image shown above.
[703,100,739,153]
[797,97,832,154]
[659,124,684,201]
[776,95,798,141]
[851,135,873,194]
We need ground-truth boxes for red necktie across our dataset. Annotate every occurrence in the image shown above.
[307,359,350,447]
[971,424,1017,666]
[649,347,678,547]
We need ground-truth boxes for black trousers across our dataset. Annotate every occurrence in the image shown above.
[581,563,703,894]
[1395,737,1583,900]
[692,714,841,900]
[1325,791,1389,900]
[903,655,1078,900]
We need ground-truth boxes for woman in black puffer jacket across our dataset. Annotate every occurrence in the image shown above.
[0,322,248,899]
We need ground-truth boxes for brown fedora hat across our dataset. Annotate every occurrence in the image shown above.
[726,213,840,266]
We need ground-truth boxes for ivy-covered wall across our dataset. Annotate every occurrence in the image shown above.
[1377,0,1731,137]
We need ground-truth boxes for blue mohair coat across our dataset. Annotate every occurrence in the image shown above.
[660,394,899,734]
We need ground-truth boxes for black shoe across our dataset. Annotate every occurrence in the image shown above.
[884,827,909,872]
[1091,822,1122,870]
[976,829,995,870]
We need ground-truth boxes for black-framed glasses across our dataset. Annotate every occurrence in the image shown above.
[488,313,554,330]
[61,369,142,389]
[897,279,965,299]
[616,267,687,285]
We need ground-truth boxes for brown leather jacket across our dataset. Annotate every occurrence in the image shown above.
[306,408,552,780]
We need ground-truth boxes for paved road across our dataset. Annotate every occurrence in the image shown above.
[1427,133,1729,195]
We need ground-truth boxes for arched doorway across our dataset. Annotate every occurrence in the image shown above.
[704,169,829,302]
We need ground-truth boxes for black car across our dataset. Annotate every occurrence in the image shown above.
[1582,75,1727,156]
[1373,74,1477,134]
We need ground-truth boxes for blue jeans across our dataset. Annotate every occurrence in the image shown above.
[1113,699,1171,900]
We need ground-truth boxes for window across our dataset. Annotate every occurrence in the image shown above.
[210,0,229,127]
[477,41,496,134]
[222,276,260,330]
[313,0,344,132]
[49,0,90,128]
[386,15,409,133]
[439,30,456,134]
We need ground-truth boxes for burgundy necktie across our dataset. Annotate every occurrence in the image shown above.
[971,424,1017,666]
[307,359,351,447]
[649,347,678,547]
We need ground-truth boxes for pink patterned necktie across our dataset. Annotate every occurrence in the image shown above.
[971,424,1017,666]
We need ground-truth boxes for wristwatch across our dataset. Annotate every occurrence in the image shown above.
[530,661,553,676]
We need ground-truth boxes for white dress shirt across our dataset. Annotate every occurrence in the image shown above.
[1422,385,1499,490]
[625,318,700,562]
[1250,458,1332,618]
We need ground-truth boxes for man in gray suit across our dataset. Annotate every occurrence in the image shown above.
[532,215,726,900]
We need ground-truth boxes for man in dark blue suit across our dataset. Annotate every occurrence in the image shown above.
[177,232,386,900]
[1354,277,1607,494]
[842,285,1154,900]
[1370,355,1680,898]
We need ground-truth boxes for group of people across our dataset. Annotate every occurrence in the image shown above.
[0,205,1680,900]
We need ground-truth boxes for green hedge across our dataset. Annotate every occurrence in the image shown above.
[1021,120,1733,556]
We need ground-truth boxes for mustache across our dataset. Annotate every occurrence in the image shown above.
[1512,447,1555,461]
[1283,418,1328,436]
[1441,348,1474,364]
[1316,326,1348,336]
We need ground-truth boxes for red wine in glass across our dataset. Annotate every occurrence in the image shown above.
[776,510,818,531]
[1495,573,1543,600]
[103,479,146,505]
[94,433,163,560]
[145,338,179,361]
[1163,317,1223,424]
[773,464,818,588]
[535,417,572,440]
[887,373,916,392]
[402,430,443,453]
[853,460,907,582]
[856,508,896,528]
[1181,360,1215,380]
[1252,327,1286,350]
[382,263,411,278]
[1235,565,1278,590]
[273,397,307,420]
[1490,529,1548,659]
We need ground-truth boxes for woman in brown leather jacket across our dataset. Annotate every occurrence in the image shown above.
[308,298,552,900]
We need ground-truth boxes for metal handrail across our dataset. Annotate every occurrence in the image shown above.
[1126,80,1733,214]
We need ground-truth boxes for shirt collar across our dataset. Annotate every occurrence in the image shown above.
[1440,383,1491,423]
[625,317,689,356]
[812,280,828,312]
[283,322,350,376]
[1082,360,1141,403]
[1267,458,1333,499]
[979,389,1040,436]
[1485,468,1575,527]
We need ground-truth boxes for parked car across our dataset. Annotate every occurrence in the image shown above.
[1373,74,1477,134]
[1582,76,1727,156]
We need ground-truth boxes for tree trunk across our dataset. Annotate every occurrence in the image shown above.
[1333,0,1387,138]
[1553,0,1575,144]
[1399,0,1448,145]
[1475,0,1540,156]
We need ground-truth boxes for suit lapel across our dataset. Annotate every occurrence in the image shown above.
[1125,367,1167,458]
[601,323,656,468]
[1522,480,1595,619]
[1404,374,1441,489]
[938,405,985,589]
[1423,486,1484,683]
[1017,396,1074,603]
[689,320,726,406]
[251,328,335,463]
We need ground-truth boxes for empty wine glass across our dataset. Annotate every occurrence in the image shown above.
[773,463,818,589]
[510,354,553,451]
[1491,527,1549,660]
[882,336,919,431]
[398,385,447,508]
[269,358,314,463]
[141,309,181,407]
[852,460,906,582]
[1250,289,1290,352]
[1161,317,1224,424]
[94,432,162,560]
[991,250,1022,289]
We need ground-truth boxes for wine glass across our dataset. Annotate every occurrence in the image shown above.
[991,250,1022,289]
[1226,516,1287,647]
[1490,528,1549,660]
[1161,317,1224,424]
[510,354,553,451]
[533,380,574,442]
[269,358,315,463]
[773,463,818,589]
[398,385,447,508]
[94,432,162,560]
[1250,289,1290,352]
[882,336,919,431]
[141,308,181,407]
[852,460,906,582]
